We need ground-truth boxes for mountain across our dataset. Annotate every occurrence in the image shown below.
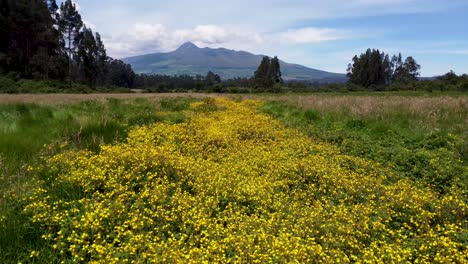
[122,42,347,82]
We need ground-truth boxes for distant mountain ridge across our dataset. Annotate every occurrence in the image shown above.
[122,42,347,82]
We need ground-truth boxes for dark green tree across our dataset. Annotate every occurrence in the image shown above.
[205,71,221,86]
[254,56,271,88]
[0,0,136,89]
[59,0,83,84]
[95,32,108,85]
[437,70,458,84]
[77,27,98,86]
[47,0,59,14]
[348,49,421,88]
[0,0,10,72]
[106,59,135,88]
[403,56,421,80]
[0,0,58,78]
[268,56,283,84]
[392,56,421,83]
[347,49,388,87]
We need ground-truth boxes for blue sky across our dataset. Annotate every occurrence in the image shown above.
[65,0,468,76]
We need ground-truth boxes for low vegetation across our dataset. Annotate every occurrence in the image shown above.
[0,95,467,263]
[261,95,467,192]
[0,97,194,262]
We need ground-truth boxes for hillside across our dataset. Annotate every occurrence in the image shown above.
[122,42,346,82]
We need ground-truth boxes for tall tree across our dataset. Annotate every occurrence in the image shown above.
[0,0,58,77]
[254,56,271,88]
[348,49,420,88]
[77,26,98,86]
[47,0,59,15]
[0,0,10,72]
[59,0,83,84]
[95,32,108,85]
[347,49,388,87]
[268,56,283,84]
[392,56,421,83]
[403,56,421,80]
[106,59,135,88]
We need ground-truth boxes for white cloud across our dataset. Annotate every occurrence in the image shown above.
[105,23,270,58]
[104,23,350,58]
[132,23,166,41]
[280,27,349,44]
[174,25,230,45]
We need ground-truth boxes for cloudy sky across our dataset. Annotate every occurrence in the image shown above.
[64,0,468,76]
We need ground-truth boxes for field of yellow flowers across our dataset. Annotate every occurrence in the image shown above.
[23,98,467,263]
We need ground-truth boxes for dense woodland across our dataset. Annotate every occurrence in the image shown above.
[0,0,467,93]
[0,0,135,91]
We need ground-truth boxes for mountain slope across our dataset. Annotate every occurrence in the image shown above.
[123,42,346,82]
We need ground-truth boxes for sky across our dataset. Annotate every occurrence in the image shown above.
[63,0,468,76]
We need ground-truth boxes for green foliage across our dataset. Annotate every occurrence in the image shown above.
[0,0,135,90]
[0,0,62,78]
[0,97,197,262]
[0,76,16,93]
[0,75,135,94]
[347,49,421,88]
[262,100,467,193]
[254,56,283,89]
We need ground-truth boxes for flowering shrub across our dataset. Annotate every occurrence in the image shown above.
[25,98,467,263]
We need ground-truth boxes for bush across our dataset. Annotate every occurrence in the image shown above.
[0,75,18,93]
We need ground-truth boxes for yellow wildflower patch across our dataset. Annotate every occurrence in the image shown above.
[24,98,467,263]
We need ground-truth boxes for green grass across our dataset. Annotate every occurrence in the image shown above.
[261,98,468,194]
[1,94,466,262]
[0,97,194,263]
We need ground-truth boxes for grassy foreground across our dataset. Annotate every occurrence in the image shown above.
[261,95,468,193]
[0,95,467,263]
[0,97,193,262]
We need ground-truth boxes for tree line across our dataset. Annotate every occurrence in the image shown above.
[134,57,284,93]
[346,49,421,88]
[0,0,135,89]
[345,48,467,92]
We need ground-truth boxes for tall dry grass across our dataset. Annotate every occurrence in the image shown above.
[260,95,468,132]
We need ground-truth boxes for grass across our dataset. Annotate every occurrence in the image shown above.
[0,93,466,262]
[261,95,468,193]
[0,97,196,263]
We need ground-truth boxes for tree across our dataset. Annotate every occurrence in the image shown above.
[47,0,59,13]
[347,49,388,88]
[0,0,60,78]
[254,56,283,89]
[106,59,135,88]
[268,56,283,84]
[0,0,11,72]
[0,0,136,89]
[392,56,421,83]
[59,0,83,84]
[254,56,271,88]
[403,56,421,80]
[95,32,108,85]
[77,27,98,86]
[205,71,221,86]
[347,49,421,88]
[382,54,392,84]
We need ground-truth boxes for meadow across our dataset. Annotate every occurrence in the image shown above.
[0,93,467,263]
